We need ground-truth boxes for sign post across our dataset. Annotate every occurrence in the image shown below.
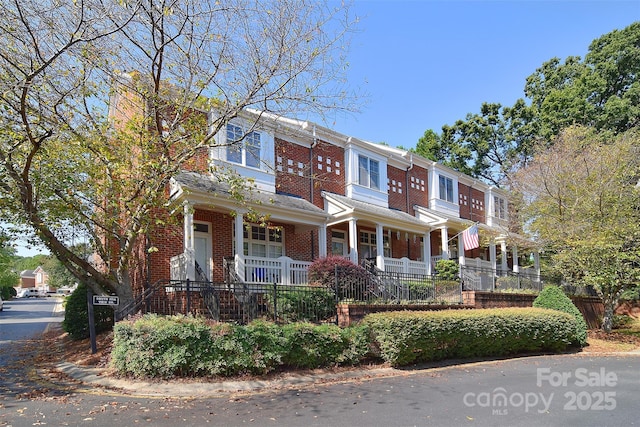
[88,294,120,354]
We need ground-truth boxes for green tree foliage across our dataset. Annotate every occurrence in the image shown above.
[0,0,358,306]
[533,285,588,346]
[0,237,18,299]
[62,283,114,340]
[513,126,640,332]
[416,22,640,186]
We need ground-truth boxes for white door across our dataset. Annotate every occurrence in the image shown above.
[194,222,212,281]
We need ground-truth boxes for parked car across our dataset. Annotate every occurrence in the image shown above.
[0,295,3,311]
[17,288,43,298]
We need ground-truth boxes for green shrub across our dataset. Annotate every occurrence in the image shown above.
[308,256,372,300]
[364,308,578,367]
[281,322,371,369]
[533,285,588,346]
[267,286,335,323]
[435,259,458,280]
[111,315,370,378]
[0,284,16,300]
[62,283,114,340]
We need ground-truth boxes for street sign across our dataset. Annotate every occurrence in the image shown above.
[92,295,120,306]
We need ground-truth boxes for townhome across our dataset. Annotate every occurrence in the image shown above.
[132,108,539,293]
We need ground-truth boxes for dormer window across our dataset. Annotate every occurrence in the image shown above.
[226,123,261,168]
[358,155,380,190]
[439,175,454,203]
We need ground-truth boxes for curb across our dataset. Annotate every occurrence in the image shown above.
[55,362,400,398]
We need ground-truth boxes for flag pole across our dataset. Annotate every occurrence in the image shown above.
[447,221,479,244]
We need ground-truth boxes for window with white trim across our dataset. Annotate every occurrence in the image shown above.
[331,230,347,256]
[226,123,261,168]
[358,155,380,190]
[494,196,507,220]
[242,225,283,258]
[439,175,454,203]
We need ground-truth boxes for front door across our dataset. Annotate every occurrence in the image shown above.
[194,222,212,281]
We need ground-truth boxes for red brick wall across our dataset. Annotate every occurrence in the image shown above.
[407,165,429,212]
[387,166,407,212]
[458,183,486,224]
[275,138,345,209]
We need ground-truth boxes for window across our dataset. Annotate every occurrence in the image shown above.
[494,196,507,220]
[439,175,454,202]
[358,231,377,259]
[242,225,283,258]
[358,155,380,190]
[331,230,347,256]
[226,123,261,168]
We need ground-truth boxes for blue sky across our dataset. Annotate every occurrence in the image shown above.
[321,0,640,147]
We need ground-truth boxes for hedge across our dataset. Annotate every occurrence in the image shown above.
[533,285,588,346]
[110,315,370,378]
[363,308,579,367]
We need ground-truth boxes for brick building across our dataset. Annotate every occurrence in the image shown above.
[109,80,539,293]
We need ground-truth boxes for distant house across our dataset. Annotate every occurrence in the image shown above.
[19,266,49,291]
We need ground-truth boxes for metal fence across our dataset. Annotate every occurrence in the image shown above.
[116,266,464,324]
[460,265,543,292]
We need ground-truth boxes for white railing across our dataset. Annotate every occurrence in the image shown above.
[431,255,444,266]
[170,253,188,281]
[383,257,429,275]
[243,256,312,285]
[464,257,493,270]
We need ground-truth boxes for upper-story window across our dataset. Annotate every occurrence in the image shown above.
[358,155,380,190]
[494,196,507,220]
[439,175,454,203]
[226,123,261,168]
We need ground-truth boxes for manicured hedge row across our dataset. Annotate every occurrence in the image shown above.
[110,315,370,378]
[363,308,579,367]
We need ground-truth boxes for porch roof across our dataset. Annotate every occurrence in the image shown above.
[322,192,429,234]
[171,172,329,229]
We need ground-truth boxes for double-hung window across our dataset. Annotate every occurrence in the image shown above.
[243,225,283,258]
[226,123,261,168]
[439,175,454,203]
[358,155,380,190]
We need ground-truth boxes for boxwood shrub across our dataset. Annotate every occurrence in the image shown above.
[111,315,370,378]
[363,308,579,367]
[533,285,588,346]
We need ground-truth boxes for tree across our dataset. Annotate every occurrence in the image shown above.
[512,126,640,332]
[525,22,640,138]
[0,236,18,298]
[0,0,358,307]
[416,22,640,185]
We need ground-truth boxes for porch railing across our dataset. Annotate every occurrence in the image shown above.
[383,257,429,276]
[243,256,311,285]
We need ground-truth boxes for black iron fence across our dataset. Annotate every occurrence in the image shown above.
[116,266,464,324]
[460,265,543,292]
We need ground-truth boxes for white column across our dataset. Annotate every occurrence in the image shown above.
[318,223,327,258]
[489,241,497,272]
[234,212,246,281]
[440,226,449,260]
[500,240,508,272]
[183,203,195,281]
[512,245,519,273]
[348,218,358,264]
[375,223,385,271]
[534,250,540,277]
[458,234,465,266]
[423,231,432,275]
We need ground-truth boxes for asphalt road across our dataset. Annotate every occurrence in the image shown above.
[0,299,639,427]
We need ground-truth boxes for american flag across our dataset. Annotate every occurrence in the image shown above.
[462,224,479,251]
